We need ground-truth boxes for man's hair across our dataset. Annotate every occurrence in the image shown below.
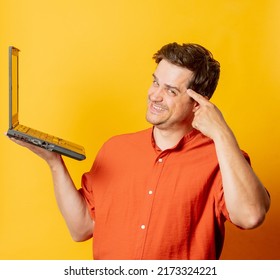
[153,42,220,99]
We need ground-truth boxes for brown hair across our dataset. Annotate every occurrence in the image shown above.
[153,42,220,99]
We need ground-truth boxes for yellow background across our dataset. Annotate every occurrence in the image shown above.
[0,0,279,260]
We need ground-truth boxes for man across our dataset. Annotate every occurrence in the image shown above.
[10,42,270,259]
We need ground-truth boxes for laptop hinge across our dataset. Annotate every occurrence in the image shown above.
[12,121,19,128]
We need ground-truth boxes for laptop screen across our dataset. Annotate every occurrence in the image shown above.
[9,46,20,128]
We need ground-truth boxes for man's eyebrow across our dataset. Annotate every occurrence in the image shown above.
[152,73,158,81]
[152,73,182,93]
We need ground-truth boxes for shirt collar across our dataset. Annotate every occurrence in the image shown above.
[150,127,200,152]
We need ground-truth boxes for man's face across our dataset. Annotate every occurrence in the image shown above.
[146,59,195,132]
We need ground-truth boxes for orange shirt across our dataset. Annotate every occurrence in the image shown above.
[80,128,245,260]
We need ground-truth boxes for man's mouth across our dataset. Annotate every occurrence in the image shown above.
[150,103,166,113]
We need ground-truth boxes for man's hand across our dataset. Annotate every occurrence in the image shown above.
[187,89,230,141]
[8,136,61,165]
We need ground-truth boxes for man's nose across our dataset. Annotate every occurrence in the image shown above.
[149,86,164,102]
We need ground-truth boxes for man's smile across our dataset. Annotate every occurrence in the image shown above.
[149,103,167,114]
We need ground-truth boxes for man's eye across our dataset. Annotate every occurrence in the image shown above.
[152,80,159,87]
[167,89,177,96]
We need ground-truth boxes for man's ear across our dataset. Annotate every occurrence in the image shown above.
[191,94,208,111]
[192,100,200,111]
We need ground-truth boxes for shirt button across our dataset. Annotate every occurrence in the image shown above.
[158,158,163,163]
[148,190,153,195]
[140,225,146,230]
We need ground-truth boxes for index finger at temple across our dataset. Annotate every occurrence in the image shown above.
[187,89,208,105]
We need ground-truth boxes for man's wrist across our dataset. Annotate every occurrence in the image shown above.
[48,154,64,172]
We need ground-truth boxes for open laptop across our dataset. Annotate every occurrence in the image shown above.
[7,46,86,161]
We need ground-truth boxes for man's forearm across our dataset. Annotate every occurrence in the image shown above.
[49,156,94,241]
[213,128,270,229]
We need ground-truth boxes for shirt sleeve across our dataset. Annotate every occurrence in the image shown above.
[79,171,96,220]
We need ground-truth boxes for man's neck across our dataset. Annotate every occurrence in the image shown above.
[153,126,193,151]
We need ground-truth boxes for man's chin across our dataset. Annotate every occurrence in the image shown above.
[146,115,161,126]
[146,117,168,130]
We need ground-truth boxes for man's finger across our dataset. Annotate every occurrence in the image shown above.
[187,89,208,105]
[9,137,34,149]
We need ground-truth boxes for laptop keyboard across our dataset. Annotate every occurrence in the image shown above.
[14,124,85,153]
